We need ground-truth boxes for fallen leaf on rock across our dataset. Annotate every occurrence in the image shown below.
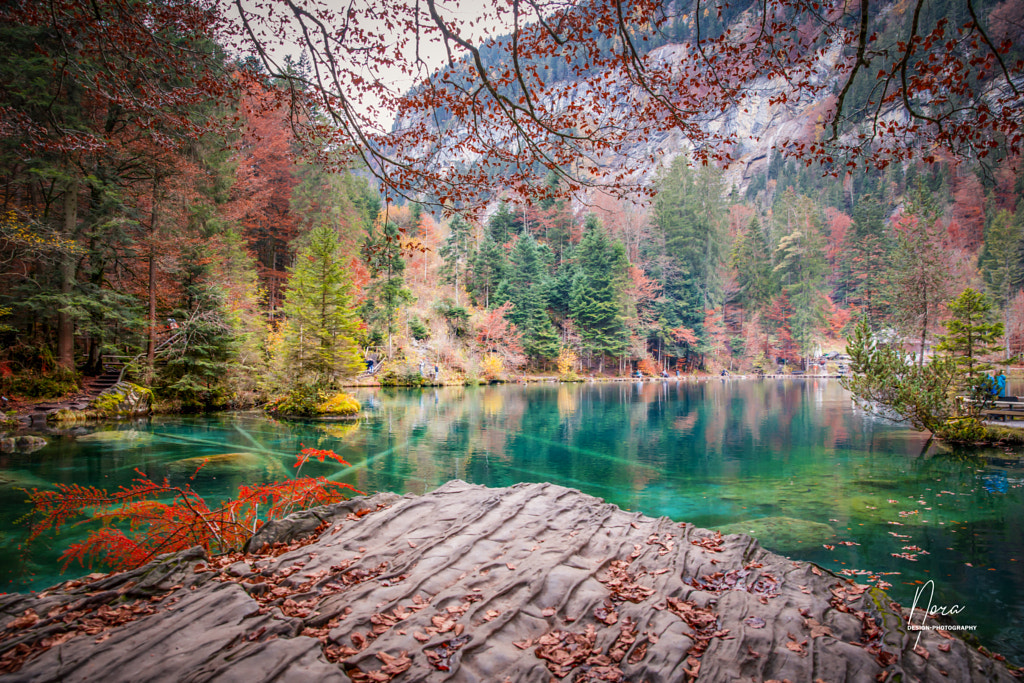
[377,651,412,676]
[804,618,833,638]
[413,631,429,642]
[594,604,618,625]
[627,641,648,664]
[407,540,417,548]
[747,646,761,658]
[785,639,807,656]
[541,607,556,617]
[513,638,533,650]
[534,628,597,677]
[425,635,471,672]
[8,610,39,630]
[875,650,897,667]
[431,616,456,633]
[744,616,766,629]
[913,644,929,660]
[938,642,951,652]
[506,563,515,571]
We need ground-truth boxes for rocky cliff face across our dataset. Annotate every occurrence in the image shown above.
[0,481,1013,682]
[395,32,855,202]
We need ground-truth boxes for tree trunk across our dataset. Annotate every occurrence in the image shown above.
[919,309,928,367]
[57,179,78,371]
[148,246,157,365]
[147,184,159,366]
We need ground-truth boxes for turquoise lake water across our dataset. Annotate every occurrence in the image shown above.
[1,379,1022,661]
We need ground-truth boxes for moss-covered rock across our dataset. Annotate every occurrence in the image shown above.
[265,387,361,420]
[49,382,154,423]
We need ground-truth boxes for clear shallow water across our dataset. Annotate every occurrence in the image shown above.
[2,379,1023,661]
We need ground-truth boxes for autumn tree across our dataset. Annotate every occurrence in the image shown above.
[888,187,956,364]
[0,0,234,372]
[475,302,527,371]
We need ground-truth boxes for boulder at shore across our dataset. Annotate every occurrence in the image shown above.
[0,481,1015,682]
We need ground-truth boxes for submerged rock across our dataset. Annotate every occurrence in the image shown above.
[76,429,152,444]
[168,452,288,478]
[716,515,837,552]
[0,481,1014,682]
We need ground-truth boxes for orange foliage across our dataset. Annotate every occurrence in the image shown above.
[824,208,851,275]
[949,174,986,251]
[636,357,659,375]
[476,303,526,369]
[703,309,730,364]
[669,326,698,346]
[230,84,301,309]
[824,297,854,341]
[24,449,361,573]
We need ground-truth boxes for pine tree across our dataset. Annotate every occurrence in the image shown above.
[847,194,893,328]
[361,219,413,357]
[158,273,236,409]
[282,224,364,386]
[731,216,776,312]
[469,237,506,309]
[569,216,628,372]
[979,209,1022,309]
[936,288,1004,382]
[439,215,474,306]
[487,202,522,244]
[652,156,727,364]
[502,233,559,363]
[772,194,828,359]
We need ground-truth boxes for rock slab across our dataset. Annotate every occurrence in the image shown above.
[0,481,1016,682]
